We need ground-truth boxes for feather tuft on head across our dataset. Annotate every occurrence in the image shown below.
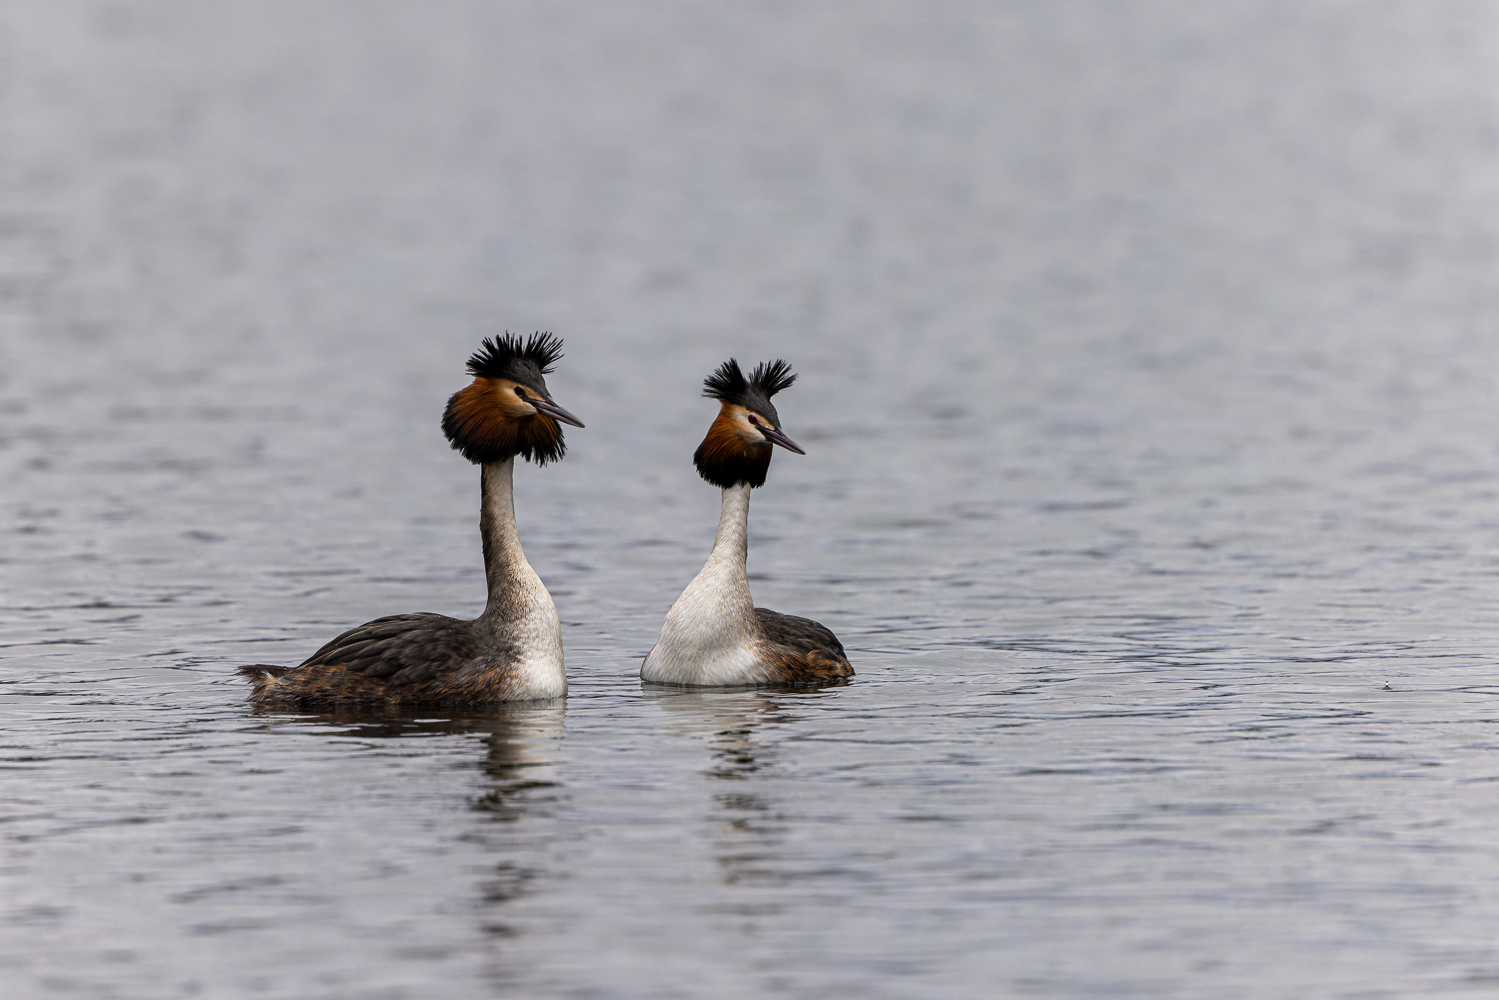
[702,358,797,406]
[693,357,798,489]
[466,332,564,383]
[442,333,570,466]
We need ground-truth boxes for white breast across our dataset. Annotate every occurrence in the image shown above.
[501,562,568,700]
[641,484,767,686]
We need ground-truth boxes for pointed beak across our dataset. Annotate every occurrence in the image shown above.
[531,396,585,428]
[759,424,805,455]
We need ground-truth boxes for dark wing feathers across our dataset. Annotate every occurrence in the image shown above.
[298,613,477,684]
[754,607,847,656]
[754,607,854,685]
[244,613,528,706]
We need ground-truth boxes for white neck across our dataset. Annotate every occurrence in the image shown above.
[641,483,768,685]
[479,458,566,698]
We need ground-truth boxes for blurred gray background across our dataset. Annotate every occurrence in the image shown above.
[7,2,1499,653]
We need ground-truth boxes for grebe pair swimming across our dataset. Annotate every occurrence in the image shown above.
[240,335,851,708]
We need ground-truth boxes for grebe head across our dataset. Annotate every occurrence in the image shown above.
[442,332,585,466]
[693,358,804,489]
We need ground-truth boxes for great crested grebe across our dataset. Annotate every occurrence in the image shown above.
[641,358,853,688]
[239,332,584,707]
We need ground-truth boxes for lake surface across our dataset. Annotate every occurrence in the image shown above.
[6,1,1499,997]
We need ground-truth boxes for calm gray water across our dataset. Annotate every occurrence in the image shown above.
[6,2,1499,997]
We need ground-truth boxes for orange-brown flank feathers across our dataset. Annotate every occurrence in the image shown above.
[444,377,567,466]
[753,608,855,685]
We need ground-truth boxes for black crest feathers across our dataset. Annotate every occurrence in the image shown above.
[466,332,564,385]
[702,358,797,407]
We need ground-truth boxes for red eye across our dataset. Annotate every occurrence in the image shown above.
[747,415,759,425]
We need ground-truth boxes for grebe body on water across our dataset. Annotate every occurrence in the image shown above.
[240,333,584,707]
[641,359,853,688]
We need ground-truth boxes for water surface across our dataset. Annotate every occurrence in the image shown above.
[6,2,1499,997]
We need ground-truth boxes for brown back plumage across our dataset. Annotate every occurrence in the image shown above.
[754,608,855,685]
